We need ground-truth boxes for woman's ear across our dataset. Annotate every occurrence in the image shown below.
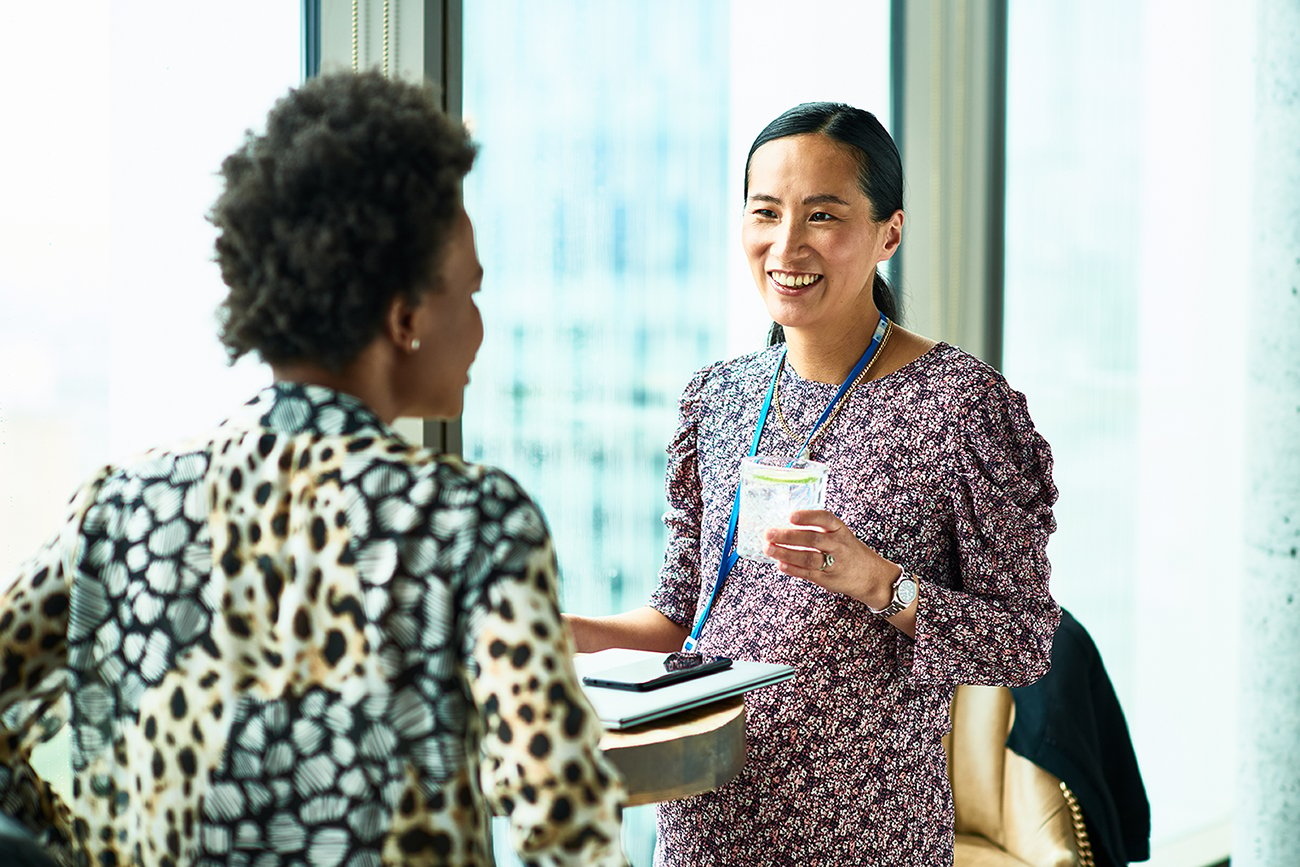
[384,294,422,353]
[878,209,905,260]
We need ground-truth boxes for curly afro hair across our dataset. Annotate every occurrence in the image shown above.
[211,71,476,372]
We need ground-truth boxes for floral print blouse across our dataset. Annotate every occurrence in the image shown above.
[649,342,1061,866]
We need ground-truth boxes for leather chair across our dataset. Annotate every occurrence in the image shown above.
[944,684,1094,867]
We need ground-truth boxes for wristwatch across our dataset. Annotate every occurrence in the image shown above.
[867,569,919,618]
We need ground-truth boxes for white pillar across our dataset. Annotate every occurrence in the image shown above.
[1235,0,1300,861]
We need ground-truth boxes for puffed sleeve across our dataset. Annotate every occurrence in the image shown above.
[908,381,1061,687]
[0,468,109,852]
[463,471,628,866]
[647,362,721,628]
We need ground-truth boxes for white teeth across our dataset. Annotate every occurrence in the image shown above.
[770,272,821,288]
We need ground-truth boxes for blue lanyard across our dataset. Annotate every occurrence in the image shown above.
[681,313,888,652]
[786,313,889,463]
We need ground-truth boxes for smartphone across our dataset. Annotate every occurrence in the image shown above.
[582,654,733,692]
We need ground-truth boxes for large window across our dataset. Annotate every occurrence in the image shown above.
[460,0,892,614]
[1,3,300,569]
[459,1,890,860]
[1004,0,1254,859]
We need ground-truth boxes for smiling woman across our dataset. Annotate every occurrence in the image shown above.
[744,104,905,341]
[743,132,904,375]
[567,102,1062,865]
[455,3,896,860]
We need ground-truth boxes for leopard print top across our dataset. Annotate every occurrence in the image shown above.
[0,383,627,866]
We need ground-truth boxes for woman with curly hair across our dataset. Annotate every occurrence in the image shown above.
[0,71,627,866]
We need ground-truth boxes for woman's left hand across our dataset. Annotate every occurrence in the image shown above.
[763,509,900,610]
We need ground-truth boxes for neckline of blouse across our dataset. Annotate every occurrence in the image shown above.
[778,340,949,391]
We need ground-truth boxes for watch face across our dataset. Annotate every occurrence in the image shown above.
[896,577,918,605]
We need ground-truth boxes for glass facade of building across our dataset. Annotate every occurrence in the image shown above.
[461,0,732,621]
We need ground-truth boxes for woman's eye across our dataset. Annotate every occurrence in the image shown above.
[810,212,835,223]
[752,208,777,219]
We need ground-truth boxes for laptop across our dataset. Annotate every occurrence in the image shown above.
[575,648,797,730]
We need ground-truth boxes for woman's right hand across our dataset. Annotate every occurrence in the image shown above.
[564,607,688,654]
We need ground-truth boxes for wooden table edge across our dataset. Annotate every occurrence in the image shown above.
[598,697,747,807]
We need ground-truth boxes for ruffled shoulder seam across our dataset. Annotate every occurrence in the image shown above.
[932,350,1011,451]
[933,350,1047,482]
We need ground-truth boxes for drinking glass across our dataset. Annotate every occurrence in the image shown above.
[735,456,828,562]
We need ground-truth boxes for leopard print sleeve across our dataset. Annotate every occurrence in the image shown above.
[462,471,628,866]
[0,467,110,856]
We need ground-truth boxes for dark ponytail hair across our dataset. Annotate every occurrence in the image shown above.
[743,102,904,345]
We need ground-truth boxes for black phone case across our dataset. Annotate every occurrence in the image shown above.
[582,655,732,691]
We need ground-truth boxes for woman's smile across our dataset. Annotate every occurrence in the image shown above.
[768,269,824,291]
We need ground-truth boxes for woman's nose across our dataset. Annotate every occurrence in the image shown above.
[771,219,806,257]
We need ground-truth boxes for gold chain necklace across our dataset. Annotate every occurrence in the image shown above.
[774,321,893,455]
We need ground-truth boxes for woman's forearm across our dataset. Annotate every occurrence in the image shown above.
[565,606,688,653]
